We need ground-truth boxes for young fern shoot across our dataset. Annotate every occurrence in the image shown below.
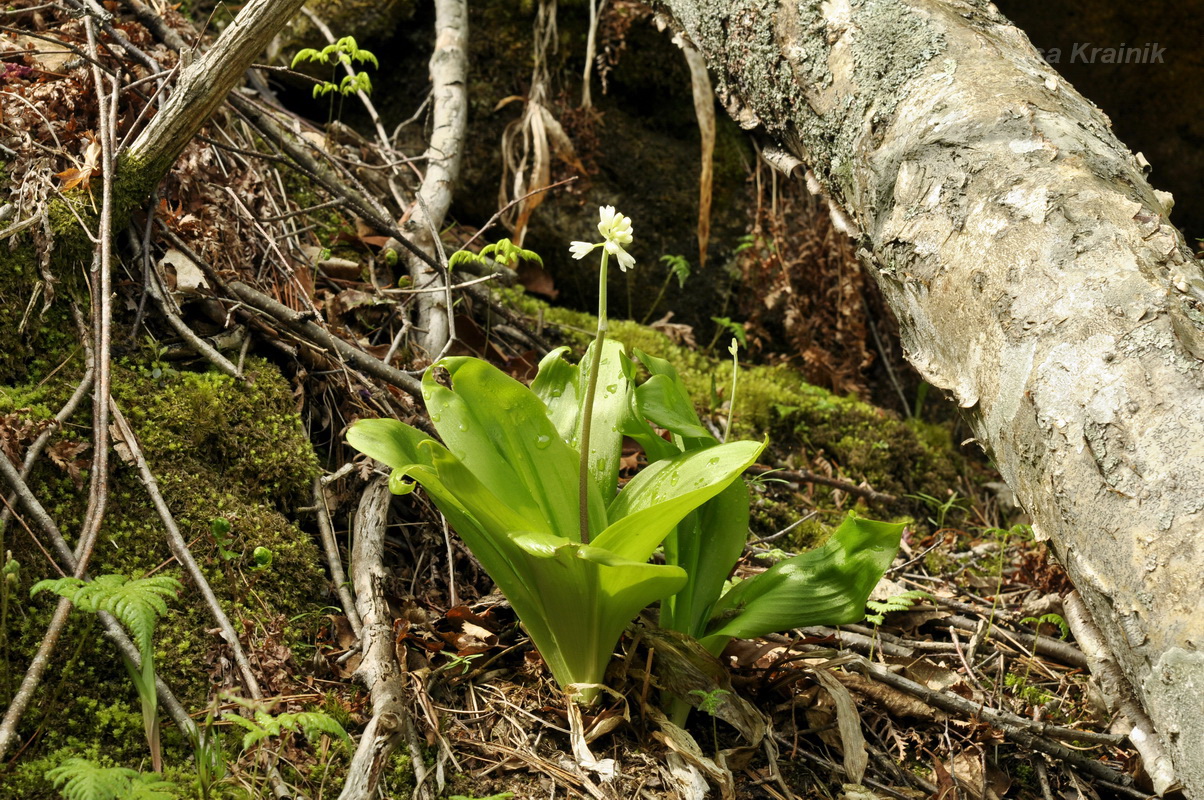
[31,574,181,772]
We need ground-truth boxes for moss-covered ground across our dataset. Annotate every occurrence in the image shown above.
[1,356,330,798]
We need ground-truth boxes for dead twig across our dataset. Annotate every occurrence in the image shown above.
[745,463,897,505]
[109,403,266,700]
[226,280,424,398]
[315,477,363,639]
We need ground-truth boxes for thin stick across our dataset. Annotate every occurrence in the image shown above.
[744,463,897,505]
[109,403,264,701]
[315,478,363,638]
[226,280,424,397]
[0,368,94,539]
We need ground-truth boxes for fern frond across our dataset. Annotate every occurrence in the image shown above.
[293,711,353,749]
[32,574,181,658]
[865,589,931,626]
[1021,612,1070,640]
[45,758,177,800]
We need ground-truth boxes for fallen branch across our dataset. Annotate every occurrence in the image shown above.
[226,280,424,398]
[745,463,897,505]
[391,0,468,356]
[125,0,308,177]
[338,475,430,800]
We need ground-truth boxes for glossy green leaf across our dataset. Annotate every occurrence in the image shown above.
[423,358,602,537]
[597,439,763,563]
[531,339,630,501]
[631,348,714,449]
[699,514,903,654]
[660,480,750,639]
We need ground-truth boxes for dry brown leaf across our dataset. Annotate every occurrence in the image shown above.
[830,669,946,721]
[47,438,90,489]
[810,666,869,784]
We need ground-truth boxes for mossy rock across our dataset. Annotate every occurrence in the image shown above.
[507,290,960,508]
[2,359,327,797]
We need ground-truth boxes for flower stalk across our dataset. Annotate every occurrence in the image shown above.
[571,206,635,544]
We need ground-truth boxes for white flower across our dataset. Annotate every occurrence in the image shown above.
[597,205,633,247]
[569,240,596,260]
[569,206,636,271]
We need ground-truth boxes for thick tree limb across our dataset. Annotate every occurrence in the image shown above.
[125,0,307,176]
[655,1,1204,794]
[392,0,468,357]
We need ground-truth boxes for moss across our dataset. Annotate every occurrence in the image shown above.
[5,358,327,797]
[517,296,960,504]
[0,241,82,388]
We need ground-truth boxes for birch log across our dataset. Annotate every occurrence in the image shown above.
[392,0,468,357]
[654,1,1204,795]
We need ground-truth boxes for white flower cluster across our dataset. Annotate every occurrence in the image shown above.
[569,205,635,272]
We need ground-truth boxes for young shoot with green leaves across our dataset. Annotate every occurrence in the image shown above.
[348,207,903,709]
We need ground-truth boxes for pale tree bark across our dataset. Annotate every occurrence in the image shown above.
[391,0,468,358]
[655,1,1204,795]
[125,0,308,177]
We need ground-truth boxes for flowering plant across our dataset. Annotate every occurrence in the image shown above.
[348,207,901,707]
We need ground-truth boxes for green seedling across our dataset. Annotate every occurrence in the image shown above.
[640,254,692,324]
[222,695,352,790]
[210,517,236,561]
[31,574,182,772]
[291,36,378,129]
[689,687,731,753]
[866,589,931,626]
[449,238,542,272]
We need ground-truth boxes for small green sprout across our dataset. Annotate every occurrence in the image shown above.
[291,36,379,99]
[1021,612,1070,640]
[865,589,930,626]
[448,238,543,272]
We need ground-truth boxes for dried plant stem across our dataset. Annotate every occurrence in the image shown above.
[315,478,362,638]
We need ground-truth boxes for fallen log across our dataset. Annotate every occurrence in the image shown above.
[654,1,1204,794]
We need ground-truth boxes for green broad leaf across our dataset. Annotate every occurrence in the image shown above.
[631,348,714,447]
[531,340,630,501]
[660,480,750,639]
[531,346,579,444]
[596,439,764,563]
[346,418,438,474]
[509,530,686,702]
[395,449,681,703]
[698,514,902,654]
[423,358,604,537]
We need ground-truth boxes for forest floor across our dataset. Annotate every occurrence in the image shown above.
[0,1,1158,799]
